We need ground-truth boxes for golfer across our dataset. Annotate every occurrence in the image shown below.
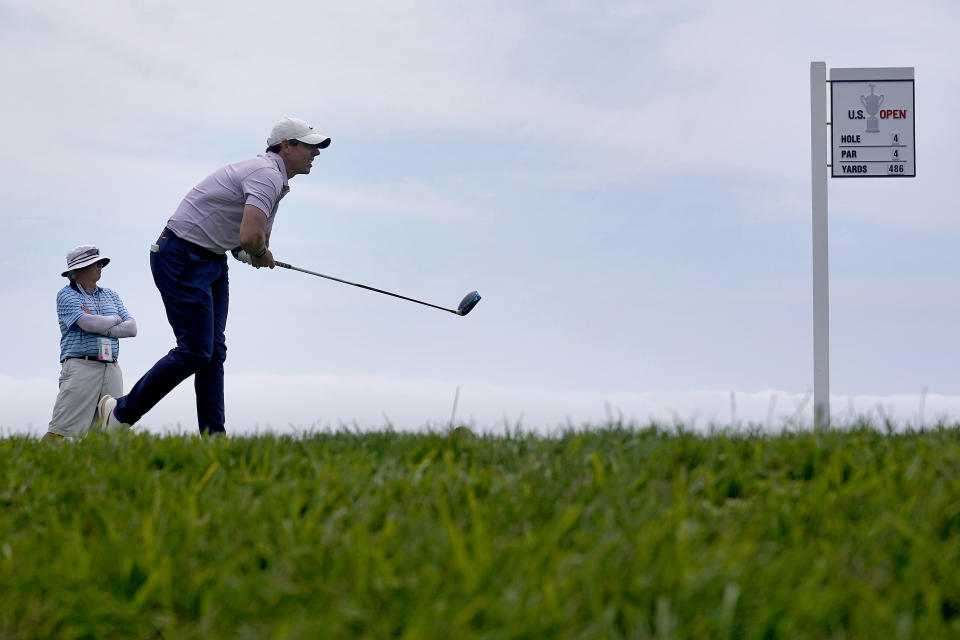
[46,245,137,440]
[99,117,330,436]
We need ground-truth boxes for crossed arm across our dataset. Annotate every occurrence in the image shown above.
[76,307,137,338]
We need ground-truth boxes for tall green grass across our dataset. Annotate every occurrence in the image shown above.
[2,425,959,639]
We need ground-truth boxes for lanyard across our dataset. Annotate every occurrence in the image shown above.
[80,287,101,315]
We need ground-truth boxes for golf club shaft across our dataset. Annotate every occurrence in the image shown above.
[275,261,458,314]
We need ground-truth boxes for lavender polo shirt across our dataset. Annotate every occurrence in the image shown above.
[166,151,290,253]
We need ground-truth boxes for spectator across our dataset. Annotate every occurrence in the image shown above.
[45,245,136,439]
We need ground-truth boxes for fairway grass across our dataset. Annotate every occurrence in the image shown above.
[2,425,959,639]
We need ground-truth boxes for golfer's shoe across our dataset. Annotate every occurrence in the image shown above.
[98,395,132,432]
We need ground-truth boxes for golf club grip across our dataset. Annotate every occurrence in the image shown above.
[275,261,458,314]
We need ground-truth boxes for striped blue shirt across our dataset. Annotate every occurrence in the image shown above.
[56,284,132,362]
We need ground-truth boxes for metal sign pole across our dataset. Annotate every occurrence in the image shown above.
[810,61,830,429]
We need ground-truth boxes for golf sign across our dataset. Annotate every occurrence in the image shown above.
[809,62,917,427]
[830,67,915,177]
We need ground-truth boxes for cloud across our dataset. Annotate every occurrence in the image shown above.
[4,371,956,438]
[4,0,959,194]
[294,178,479,222]
[6,0,960,429]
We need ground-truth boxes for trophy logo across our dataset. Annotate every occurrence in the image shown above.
[859,84,884,133]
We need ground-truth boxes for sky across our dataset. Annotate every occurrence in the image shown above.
[3,0,960,435]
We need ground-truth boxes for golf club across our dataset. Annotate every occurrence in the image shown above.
[275,261,481,316]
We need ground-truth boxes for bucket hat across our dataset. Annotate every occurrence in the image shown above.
[62,245,110,277]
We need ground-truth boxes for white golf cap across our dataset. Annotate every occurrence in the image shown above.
[267,117,331,148]
[62,244,110,277]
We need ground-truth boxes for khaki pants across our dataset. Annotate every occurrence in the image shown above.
[48,359,123,437]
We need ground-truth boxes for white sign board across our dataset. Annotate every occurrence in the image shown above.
[830,67,915,178]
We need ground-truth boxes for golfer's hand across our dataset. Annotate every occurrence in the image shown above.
[252,249,275,269]
[231,247,253,265]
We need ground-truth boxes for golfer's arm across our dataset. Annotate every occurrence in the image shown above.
[239,205,269,254]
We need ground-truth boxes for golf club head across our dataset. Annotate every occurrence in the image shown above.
[458,290,481,316]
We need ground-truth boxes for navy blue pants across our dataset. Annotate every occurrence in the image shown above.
[116,228,229,434]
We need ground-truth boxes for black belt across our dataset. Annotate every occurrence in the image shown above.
[63,355,117,364]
